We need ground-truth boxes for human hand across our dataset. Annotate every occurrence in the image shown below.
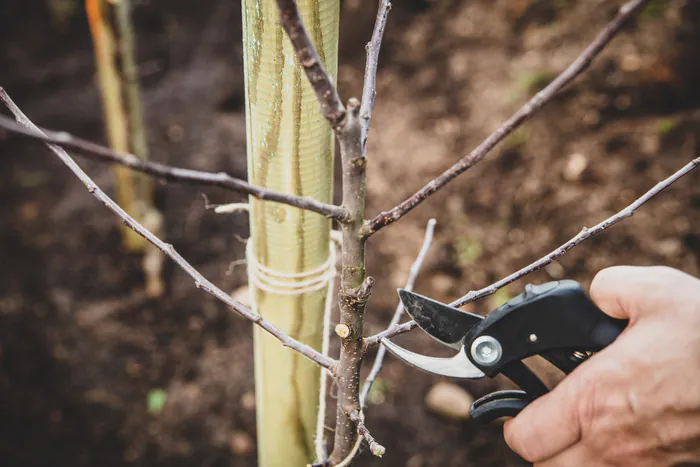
[503,266,700,466]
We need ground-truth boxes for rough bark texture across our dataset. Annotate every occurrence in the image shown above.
[329,99,370,464]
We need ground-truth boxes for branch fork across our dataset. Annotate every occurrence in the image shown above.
[0,88,338,374]
[362,0,653,237]
[3,0,678,465]
[0,114,349,221]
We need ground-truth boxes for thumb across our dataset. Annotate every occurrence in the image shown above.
[503,372,585,462]
[590,265,699,322]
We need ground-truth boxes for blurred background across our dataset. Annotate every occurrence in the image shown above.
[1,0,700,465]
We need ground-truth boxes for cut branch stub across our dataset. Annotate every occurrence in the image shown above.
[329,98,370,463]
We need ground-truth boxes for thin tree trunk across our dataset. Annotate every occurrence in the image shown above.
[86,0,163,296]
[241,0,339,464]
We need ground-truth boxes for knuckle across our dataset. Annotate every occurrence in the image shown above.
[576,374,604,430]
[576,374,634,431]
[600,435,640,466]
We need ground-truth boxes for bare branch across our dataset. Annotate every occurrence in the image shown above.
[451,153,700,307]
[360,0,392,153]
[364,320,417,347]
[365,151,700,343]
[0,87,337,372]
[363,0,652,237]
[275,0,346,129]
[349,409,385,458]
[0,114,349,221]
[360,219,436,403]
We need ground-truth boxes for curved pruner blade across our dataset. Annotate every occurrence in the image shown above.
[398,289,483,350]
[382,338,485,379]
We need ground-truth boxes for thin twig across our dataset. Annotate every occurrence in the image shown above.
[360,0,391,154]
[0,114,348,221]
[451,154,700,307]
[349,409,385,458]
[365,151,700,343]
[365,320,417,346]
[360,219,436,405]
[275,0,346,129]
[363,0,652,237]
[0,88,337,372]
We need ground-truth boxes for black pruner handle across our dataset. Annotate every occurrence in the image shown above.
[465,280,628,422]
[470,390,530,422]
[468,361,548,423]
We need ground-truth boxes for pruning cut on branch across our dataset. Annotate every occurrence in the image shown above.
[3,0,686,464]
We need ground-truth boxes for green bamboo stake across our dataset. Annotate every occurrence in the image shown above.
[241,0,339,464]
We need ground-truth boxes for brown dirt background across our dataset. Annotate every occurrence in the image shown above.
[1,0,699,465]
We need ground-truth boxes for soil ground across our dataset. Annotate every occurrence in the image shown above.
[1,0,700,466]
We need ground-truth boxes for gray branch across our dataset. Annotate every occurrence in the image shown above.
[328,98,371,464]
[360,219,436,404]
[360,0,392,154]
[349,409,385,458]
[0,114,348,221]
[0,87,338,372]
[275,0,346,129]
[365,150,700,344]
[363,0,652,236]
[451,153,700,307]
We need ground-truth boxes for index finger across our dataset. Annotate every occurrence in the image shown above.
[503,372,586,462]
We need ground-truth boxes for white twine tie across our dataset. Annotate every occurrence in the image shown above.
[218,202,336,462]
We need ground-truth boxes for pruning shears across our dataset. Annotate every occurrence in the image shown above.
[383,280,628,422]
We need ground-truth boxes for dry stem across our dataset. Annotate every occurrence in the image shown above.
[0,88,337,373]
[0,114,348,221]
[329,99,370,464]
[360,219,436,404]
[360,0,392,154]
[365,151,700,344]
[349,409,385,458]
[275,0,346,128]
[363,0,652,237]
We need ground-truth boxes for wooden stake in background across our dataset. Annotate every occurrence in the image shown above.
[86,0,163,297]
